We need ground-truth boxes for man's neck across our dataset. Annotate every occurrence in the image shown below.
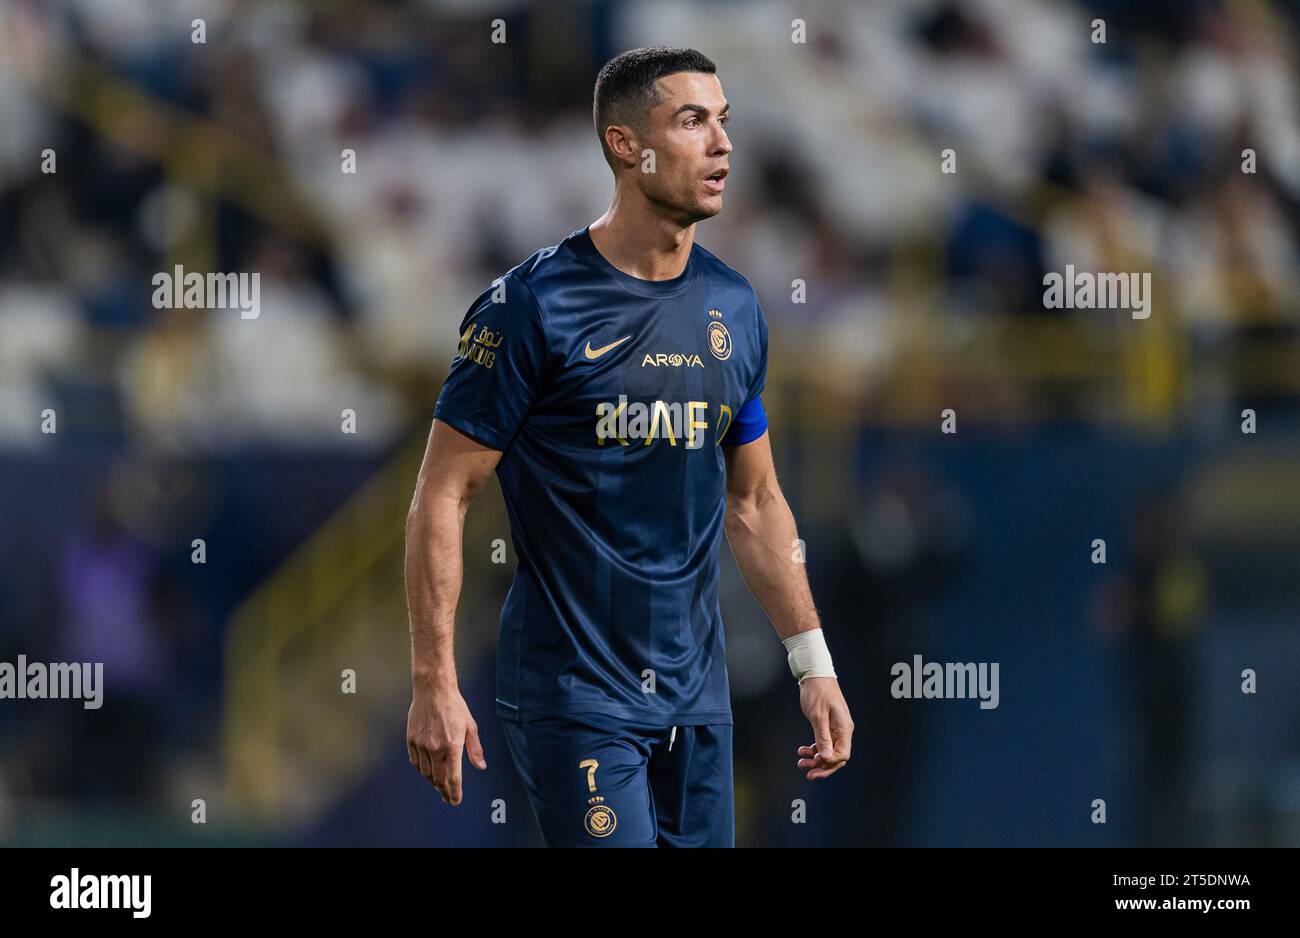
[588,189,696,281]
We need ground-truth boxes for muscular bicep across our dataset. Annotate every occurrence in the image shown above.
[410,418,502,515]
[723,428,775,504]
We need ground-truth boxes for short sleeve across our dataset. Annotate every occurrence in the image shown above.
[748,295,769,402]
[721,294,769,446]
[433,274,550,451]
[723,396,768,446]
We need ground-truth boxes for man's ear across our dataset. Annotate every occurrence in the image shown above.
[604,123,640,168]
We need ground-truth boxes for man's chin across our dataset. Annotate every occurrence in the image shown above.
[682,197,723,225]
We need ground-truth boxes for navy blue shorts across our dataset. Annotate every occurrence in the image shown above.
[500,714,734,847]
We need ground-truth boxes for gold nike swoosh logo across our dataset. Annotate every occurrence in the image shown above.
[584,335,633,360]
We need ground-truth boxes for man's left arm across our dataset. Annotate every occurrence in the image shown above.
[723,429,854,780]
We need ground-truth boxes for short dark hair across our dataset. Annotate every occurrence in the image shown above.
[593,47,717,168]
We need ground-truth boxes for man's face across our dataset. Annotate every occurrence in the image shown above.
[634,71,732,224]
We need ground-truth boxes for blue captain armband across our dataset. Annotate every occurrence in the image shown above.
[722,396,767,446]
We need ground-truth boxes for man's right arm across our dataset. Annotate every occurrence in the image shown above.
[404,417,502,806]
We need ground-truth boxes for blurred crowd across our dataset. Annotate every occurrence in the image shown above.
[2,0,1299,450]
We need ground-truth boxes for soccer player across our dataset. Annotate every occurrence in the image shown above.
[405,47,853,847]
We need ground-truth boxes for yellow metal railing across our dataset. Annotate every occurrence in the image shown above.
[222,433,422,822]
[221,426,511,825]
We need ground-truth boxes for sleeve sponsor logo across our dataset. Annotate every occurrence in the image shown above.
[456,323,505,369]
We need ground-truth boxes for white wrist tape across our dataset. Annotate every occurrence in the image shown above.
[783,629,836,683]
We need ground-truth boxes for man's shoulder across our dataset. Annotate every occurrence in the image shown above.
[691,240,758,300]
[501,228,588,292]
[468,229,588,332]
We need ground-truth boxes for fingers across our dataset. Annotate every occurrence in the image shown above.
[812,706,833,753]
[795,709,853,780]
[431,738,465,805]
[409,733,463,804]
[464,722,488,771]
[809,709,836,778]
[811,715,851,773]
[797,744,848,779]
[796,746,845,775]
[407,697,480,805]
[832,720,853,767]
[416,745,437,791]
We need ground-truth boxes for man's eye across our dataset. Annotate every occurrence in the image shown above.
[684,118,698,128]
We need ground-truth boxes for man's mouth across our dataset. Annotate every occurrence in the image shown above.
[703,167,728,192]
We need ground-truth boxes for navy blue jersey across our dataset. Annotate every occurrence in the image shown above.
[433,225,768,726]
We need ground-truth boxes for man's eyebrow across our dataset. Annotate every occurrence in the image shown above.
[670,101,731,117]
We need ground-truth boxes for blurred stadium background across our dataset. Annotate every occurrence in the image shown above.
[1,0,1299,847]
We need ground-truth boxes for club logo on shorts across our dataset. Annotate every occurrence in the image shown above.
[584,803,618,838]
[707,320,731,361]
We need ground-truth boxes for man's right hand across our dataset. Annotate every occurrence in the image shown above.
[406,685,487,805]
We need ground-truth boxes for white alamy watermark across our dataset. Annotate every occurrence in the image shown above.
[890,654,999,709]
[0,656,103,709]
[595,395,734,448]
[152,265,260,319]
[1042,264,1150,319]
[50,869,151,919]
